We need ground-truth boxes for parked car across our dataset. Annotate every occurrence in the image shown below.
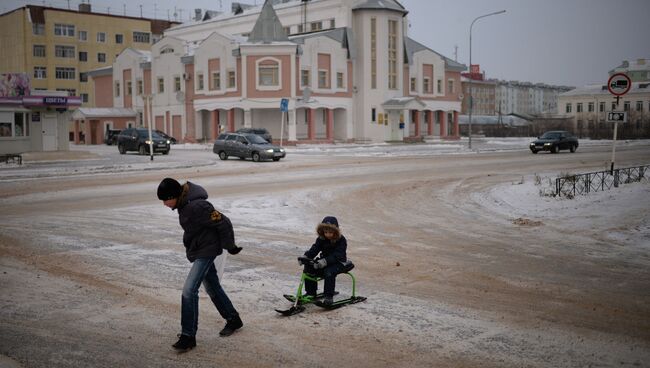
[104,129,121,145]
[529,130,579,154]
[117,128,171,155]
[213,133,285,162]
[154,130,177,144]
[235,127,272,143]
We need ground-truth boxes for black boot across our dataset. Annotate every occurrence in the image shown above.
[172,334,196,352]
[219,315,243,336]
[227,246,243,255]
[322,295,334,306]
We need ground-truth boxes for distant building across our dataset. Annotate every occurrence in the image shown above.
[0,4,178,106]
[461,65,572,116]
[78,0,467,145]
[609,58,650,82]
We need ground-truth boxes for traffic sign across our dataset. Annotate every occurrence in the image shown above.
[280,98,289,112]
[607,73,631,96]
[607,111,627,123]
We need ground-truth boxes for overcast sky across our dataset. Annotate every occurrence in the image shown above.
[2,0,648,87]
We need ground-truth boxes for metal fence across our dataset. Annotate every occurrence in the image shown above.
[555,165,649,197]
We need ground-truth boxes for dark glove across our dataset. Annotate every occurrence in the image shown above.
[298,256,310,265]
[227,246,242,255]
[313,258,327,269]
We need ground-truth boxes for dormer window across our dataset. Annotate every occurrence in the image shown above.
[161,47,174,54]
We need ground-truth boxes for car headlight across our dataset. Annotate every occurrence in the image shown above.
[265,149,274,153]
[145,140,153,145]
[166,140,171,144]
[544,143,552,146]
[280,148,285,153]
[529,143,534,146]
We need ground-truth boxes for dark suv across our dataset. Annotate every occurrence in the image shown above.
[529,130,579,154]
[213,132,285,162]
[235,127,272,143]
[117,128,171,155]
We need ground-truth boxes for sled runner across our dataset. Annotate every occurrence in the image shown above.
[275,256,366,316]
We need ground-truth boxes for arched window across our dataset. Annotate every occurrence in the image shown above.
[256,57,281,90]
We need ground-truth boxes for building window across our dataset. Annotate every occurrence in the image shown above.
[0,113,29,138]
[283,26,291,36]
[297,24,304,33]
[599,102,605,112]
[258,61,279,87]
[79,51,87,62]
[98,53,106,63]
[437,80,442,93]
[133,31,150,43]
[115,82,120,97]
[611,102,616,111]
[161,47,174,54]
[623,101,630,111]
[423,78,431,94]
[55,45,75,58]
[78,30,87,41]
[211,72,221,90]
[576,103,583,113]
[447,80,454,94]
[228,71,236,89]
[330,19,336,29]
[55,67,75,80]
[137,80,143,95]
[157,77,164,93]
[33,45,46,57]
[196,73,204,90]
[33,67,47,79]
[371,108,376,122]
[311,21,322,31]
[588,102,594,112]
[566,103,572,113]
[115,34,123,44]
[32,23,45,35]
[337,72,344,89]
[370,17,377,89]
[318,70,328,89]
[56,88,75,96]
[301,70,310,87]
[410,77,416,92]
[636,101,643,112]
[174,77,181,92]
[54,23,75,37]
[388,19,398,90]
[79,72,88,82]
[96,32,106,43]
[127,81,133,95]
[81,93,89,103]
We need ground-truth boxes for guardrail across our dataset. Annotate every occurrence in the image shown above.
[555,165,649,197]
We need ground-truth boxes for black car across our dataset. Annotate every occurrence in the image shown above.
[155,130,177,144]
[213,133,285,162]
[530,130,579,154]
[117,128,171,155]
[235,127,272,143]
[104,129,121,145]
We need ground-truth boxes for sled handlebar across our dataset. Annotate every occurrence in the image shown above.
[297,256,314,266]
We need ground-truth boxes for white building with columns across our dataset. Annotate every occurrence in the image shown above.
[80,0,466,144]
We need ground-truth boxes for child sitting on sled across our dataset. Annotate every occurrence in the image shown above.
[300,216,348,306]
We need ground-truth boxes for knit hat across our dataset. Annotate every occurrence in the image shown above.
[157,178,182,200]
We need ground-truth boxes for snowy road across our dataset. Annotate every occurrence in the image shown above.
[1,140,649,367]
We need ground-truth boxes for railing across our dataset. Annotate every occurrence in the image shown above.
[555,165,649,197]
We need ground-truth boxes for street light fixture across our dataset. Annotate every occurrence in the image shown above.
[468,9,506,150]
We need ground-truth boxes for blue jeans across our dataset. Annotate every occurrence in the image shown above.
[181,257,239,337]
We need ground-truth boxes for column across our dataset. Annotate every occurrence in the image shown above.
[307,108,315,140]
[244,109,252,128]
[211,110,220,139]
[426,111,433,136]
[413,110,421,137]
[288,108,297,141]
[453,111,459,137]
[438,111,445,137]
[326,108,334,141]
[228,109,235,132]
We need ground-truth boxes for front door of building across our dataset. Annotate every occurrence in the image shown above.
[42,113,57,151]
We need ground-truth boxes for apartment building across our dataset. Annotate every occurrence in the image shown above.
[0,4,178,106]
[78,0,466,145]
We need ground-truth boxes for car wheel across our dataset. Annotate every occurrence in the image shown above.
[118,144,126,154]
[570,144,576,153]
[218,151,228,160]
[163,149,170,155]
[531,149,538,154]
[139,145,146,155]
[273,157,281,161]
[252,152,261,162]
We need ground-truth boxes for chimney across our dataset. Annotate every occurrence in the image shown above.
[194,9,202,21]
[78,2,91,13]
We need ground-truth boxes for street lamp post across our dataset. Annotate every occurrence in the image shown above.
[468,10,505,150]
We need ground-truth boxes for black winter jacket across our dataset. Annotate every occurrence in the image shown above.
[304,235,347,266]
[176,182,233,262]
